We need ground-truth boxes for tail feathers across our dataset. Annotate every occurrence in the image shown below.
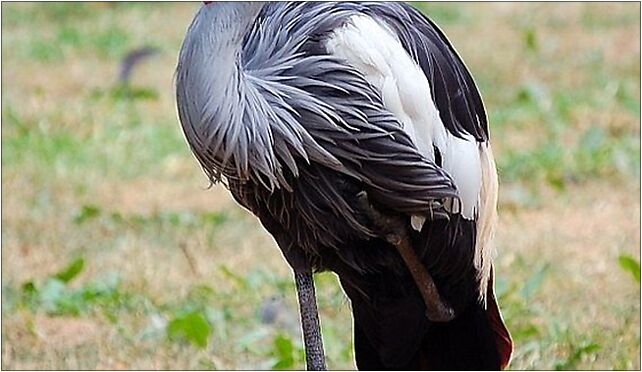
[416,298,506,370]
[485,267,513,369]
[349,269,513,370]
[417,271,512,370]
[340,275,430,368]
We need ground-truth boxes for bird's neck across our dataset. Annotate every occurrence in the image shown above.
[198,2,263,45]
[176,3,274,186]
[185,3,260,86]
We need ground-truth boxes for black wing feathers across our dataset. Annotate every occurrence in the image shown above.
[226,3,489,369]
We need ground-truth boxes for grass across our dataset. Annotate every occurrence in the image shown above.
[1,2,640,370]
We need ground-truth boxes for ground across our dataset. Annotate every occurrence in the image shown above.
[1,2,640,370]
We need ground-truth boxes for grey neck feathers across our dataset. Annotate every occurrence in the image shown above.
[176,3,277,188]
[176,2,345,192]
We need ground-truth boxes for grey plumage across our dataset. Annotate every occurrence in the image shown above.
[176,2,459,245]
[176,2,508,369]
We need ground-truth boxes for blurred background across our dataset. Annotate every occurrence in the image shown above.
[1,2,640,370]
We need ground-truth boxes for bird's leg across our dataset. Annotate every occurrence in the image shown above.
[294,270,327,370]
[356,192,455,322]
[386,227,455,322]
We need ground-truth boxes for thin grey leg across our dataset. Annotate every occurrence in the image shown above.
[294,271,327,370]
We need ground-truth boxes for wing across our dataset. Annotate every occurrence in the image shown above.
[354,2,497,299]
[364,2,489,142]
[241,2,460,219]
[231,4,502,366]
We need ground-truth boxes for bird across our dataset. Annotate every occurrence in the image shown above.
[175,2,513,370]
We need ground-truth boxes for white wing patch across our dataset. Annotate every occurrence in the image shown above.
[325,15,481,220]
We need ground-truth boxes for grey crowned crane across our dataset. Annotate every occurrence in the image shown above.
[175,2,513,370]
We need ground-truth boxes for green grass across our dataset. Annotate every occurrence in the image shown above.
[2,2,640,370]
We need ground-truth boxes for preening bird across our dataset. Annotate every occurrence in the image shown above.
[176,2,513,370]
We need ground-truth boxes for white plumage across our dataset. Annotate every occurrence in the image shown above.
[326,15,482,219]
[326,14,496,298]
